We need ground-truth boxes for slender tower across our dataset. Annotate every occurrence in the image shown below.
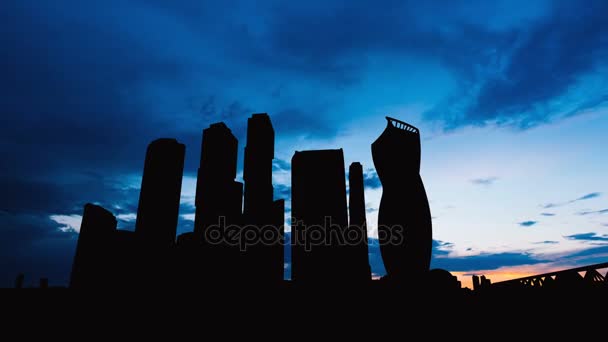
[194,122,242,237]
[194,122,243,279]
[243,113,284,282]
[371,117,432,281]
[135,138,185,248]
[348,162,371,281]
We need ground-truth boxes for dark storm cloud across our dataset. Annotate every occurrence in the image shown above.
[0,211,78,287]
[425,1,608,129]
[519,221,538,227]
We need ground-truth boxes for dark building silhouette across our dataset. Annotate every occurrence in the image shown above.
[291,149,351,282]
[427,269,461,295]
[347,162,371,281]
[242,113,284,282]
[70,203,117,288]
[175,232,203,286]
[372,117,432,282]
[244,114,275,216]
[194,122,243,279]
[15,273,24,289]
[194,122,243,237]
[135,138,185,248]
[111,230,137,288]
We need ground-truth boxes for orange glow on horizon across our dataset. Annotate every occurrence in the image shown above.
[450,263,587,289]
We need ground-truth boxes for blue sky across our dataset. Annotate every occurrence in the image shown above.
[1,0,608,287]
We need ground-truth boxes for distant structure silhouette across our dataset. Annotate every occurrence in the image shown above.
[372,117,432,282]
[348,162,372,281]
[484,261,608,291]
[242,113,284,282]
[70,204,117,288]
[135,138,185,249]
[291,149,352,282]
[14,273,24,289]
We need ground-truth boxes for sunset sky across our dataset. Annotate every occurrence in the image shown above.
[2,0,608,287]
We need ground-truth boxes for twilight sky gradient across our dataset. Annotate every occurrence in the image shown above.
[2,0,608,287]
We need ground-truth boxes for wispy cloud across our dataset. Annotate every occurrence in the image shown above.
[540,213,556,217]
[576,209,608,216]
[533,240,559,245]
[564,232,608,242]
[50,214,82,233]
[272,159,291,172]
[470,177,499,186]
[433,240,455,256]
[541,192,602,209]
[519,221,538,227]
[575,192,601,201]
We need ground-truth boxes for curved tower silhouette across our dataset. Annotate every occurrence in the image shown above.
[371,117,432,281]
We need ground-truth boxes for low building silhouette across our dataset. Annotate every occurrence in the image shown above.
[69,203,117,288]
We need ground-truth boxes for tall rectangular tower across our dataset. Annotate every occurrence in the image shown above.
[135,138,185,248]
[194,122,242,237]
[348,162,371,281]
[291,149,348,282]
[242,113,284,282]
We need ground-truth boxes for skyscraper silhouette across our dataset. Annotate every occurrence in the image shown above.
[194,122,243,237]
[244,113,274,216]
[371,117,432,282]
[70,203,117,288]
[347,162,371,281]
[291,149,350,282]
[194,122,243,279]
[135,138,185,248]
[242,113,284,282]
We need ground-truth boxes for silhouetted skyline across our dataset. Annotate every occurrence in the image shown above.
[61,114,608,293]
[3,1,608,288]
